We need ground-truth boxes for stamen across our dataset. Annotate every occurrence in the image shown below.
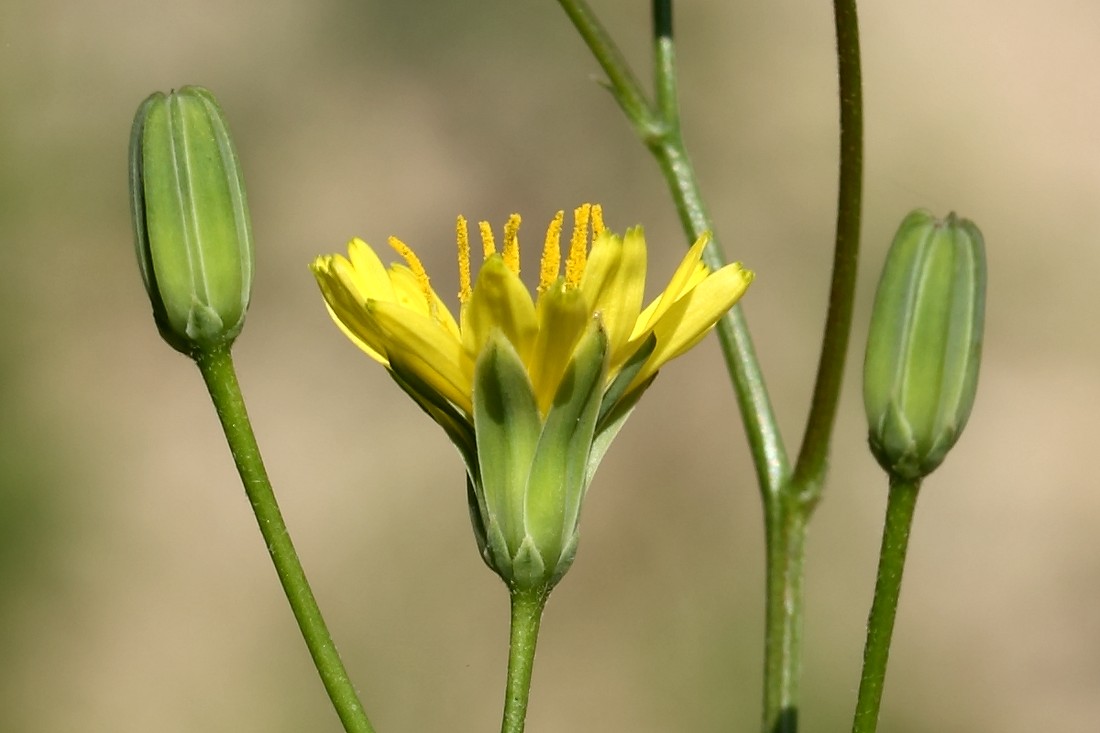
[479,221,496,259]
[388,235,436,317]
[564,203,591,288]
[502,213,521,275]
[538,210,564,295]
[591,204,605,239]
[457,216,472,305]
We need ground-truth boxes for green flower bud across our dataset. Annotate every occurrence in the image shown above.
[129,86,254,356]
[863,210,986,481]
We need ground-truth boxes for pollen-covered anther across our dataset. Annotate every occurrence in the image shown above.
[457,216,472,305]
[388,235,437,317]
[590,204,605,239]
[538,210,564,295]
[564,203,592,288]
[502,213,521,275]
[479,221,496,259]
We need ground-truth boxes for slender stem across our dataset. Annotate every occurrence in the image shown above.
[556,0,789,494]
[791,0,864,506]
[851,477,921,733]
[556,4,862,733]
[500,588,549,733]
[761,498,807,733]
[195,346,376,733]
[650,128,790,496]
[555,0,658,136]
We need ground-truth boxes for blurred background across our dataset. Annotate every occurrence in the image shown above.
[2,0,1097,731]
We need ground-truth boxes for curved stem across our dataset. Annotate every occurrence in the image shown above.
[851,477,921,733]
[791,0,864,505]
[500,588,549,733]
[195,346,376,733]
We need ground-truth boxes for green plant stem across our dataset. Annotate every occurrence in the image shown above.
[500,588,549,733]
[556,2,863,732]
[791,0,864,507]
[555,0,788,495]
[195,346,375,733]
[761,497,807,733]
[851,477,921,733]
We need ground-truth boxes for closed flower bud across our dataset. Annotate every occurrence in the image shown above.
[129,86,254,356]
[863,210,986,481]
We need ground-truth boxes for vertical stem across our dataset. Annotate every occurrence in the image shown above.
[761,498,808,733]
[791,0,864,505]
[500,588,549,733]
[195,346,376,733]
[851,477,921,733]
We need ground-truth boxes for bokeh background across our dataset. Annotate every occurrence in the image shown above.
[2,1,1097,731]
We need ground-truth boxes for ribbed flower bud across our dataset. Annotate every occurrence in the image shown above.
[129,86,254,356]
[863,210,986,480]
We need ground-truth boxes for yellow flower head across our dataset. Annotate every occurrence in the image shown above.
[311,205,752,590]
[312,204,751,418]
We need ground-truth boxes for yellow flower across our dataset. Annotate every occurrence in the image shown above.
[311,204,752,590]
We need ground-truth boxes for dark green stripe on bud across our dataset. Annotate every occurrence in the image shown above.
[129,86,254,356]
[863,210,986,481]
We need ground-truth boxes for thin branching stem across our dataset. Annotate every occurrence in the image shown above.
[791,0,864,507]
[554,2,864,732]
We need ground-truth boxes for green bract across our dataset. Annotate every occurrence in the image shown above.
[129,86,254,356]
[863,209,986,481]
[467,322,653,591]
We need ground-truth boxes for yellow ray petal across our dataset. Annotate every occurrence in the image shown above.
[463,256,538,366]
[527,282,590,415]
[367,300,473,414]
[345,238,396,303]
[635,233,711,335]
[388,264,461,340]
[630,262,753,387]
[311,258,391,365]
[582,227,647,368]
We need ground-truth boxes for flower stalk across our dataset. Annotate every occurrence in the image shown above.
[130,86,374,733]
[500,589,550,733]
[196,347,376,733]
[850,477,920,733]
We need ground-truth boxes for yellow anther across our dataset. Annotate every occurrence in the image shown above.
[538,210,564,295]
[564,203,591,287]
[591,204,605,239]
[457,215,472,305]
[388,235,436,317]
[502,213,521,275]
[478,221,496,259]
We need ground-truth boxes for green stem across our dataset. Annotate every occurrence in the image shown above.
[500,588,549,733]
[555,0,789,494]
[851,477,921,733]
[195,346,376,733]
[761,498,807,733]
[556,3,863,733]
[791,0,864,507]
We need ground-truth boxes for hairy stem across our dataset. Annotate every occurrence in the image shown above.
[500,588,549,733]
[851,478,921,733]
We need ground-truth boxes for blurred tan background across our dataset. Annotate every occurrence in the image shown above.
[2,0,1098,731]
